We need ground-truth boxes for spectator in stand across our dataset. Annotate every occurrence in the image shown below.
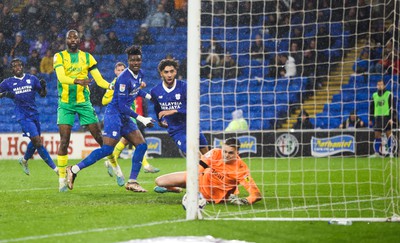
[134,24,154,45]
[90,21,104,44]
[29,33,50,58]
[222,52,240,79]
[290,42,302,68]
[29,66,38,76]
[278,53,296,78]
[173,1,188,27]
[40,49,54,74]
[54,9,67,31]
[293,110,314,130]
[201,38,223,62]
[81,7,96,31]
[0,32,10,58]
[79,33,96,54]
[352,49,374,74]
[68,12,81,31]
[103,31,125,54]
[62,0,76,17]
[144,4,171,27]
[46,24,61,43]
[130,0,148,20]
[20,0,44,39]
[250,34,265,63]
[159,0,175,15]
[104,0,119,19]
[10,32,29,58]
[95,4,115,29]
[0,5,14,39]
[290,27,304,49]
[225,109,249,132]
[26,49,41,72]
[50,34,66,53]
[95,34,108,54]
[339,111,365,129]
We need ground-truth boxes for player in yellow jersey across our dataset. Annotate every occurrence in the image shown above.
[102,62,160,178]
[54,29,114,192]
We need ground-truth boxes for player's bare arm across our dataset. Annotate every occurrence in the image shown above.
[158,110,177,119]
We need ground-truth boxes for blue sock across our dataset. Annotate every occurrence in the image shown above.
[130,143,147,180]
[24,142,36,161]
[77,145,114,170]
[37,146,57,169]
[374,138,382,155]
[387,136,393,153]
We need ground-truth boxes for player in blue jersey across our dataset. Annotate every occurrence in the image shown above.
[66,46,155,192]
[150,59,209,156]
[0,58,58,175]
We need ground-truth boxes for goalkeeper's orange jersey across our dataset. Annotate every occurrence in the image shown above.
[199,148,261,204]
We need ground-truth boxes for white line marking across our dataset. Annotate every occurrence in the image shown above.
[0,219,187,243]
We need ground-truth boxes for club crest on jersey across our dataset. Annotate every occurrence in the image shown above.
[119,84,126,92]
[26,79,31,84]
[175,94,181,100]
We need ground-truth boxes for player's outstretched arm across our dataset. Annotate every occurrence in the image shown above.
[0,91,15,99]
[90,68,113,90]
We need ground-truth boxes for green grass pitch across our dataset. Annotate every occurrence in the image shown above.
[0,157,399,242]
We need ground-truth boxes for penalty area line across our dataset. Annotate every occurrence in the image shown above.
[0,219,187,243]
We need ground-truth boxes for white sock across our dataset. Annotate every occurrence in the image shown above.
[71,165,80,174]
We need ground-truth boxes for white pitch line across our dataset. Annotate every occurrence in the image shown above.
[0,219,187,243]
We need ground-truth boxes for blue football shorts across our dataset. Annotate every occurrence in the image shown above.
[19,117,41,138]
[103,113,139,140]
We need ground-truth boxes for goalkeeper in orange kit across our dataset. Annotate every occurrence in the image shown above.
[154,137,262,205]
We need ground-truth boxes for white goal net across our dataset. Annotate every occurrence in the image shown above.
[187,0,400,221]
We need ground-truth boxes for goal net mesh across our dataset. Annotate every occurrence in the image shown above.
[196,0,400,221]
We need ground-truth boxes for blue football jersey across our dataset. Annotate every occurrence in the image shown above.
[106,68,147,119]
[0,74,42,121]
[150,79,187,135]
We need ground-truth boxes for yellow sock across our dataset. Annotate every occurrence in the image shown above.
[107,154,119,167]
[142,154,150,167]
[113,141,126,159]
[57,155,68,179]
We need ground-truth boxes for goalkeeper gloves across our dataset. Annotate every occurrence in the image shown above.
[39,79,47,88]
[136,115,155,128]
[228,194,249,205]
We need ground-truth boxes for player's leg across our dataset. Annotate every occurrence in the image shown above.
[67,112,122,190]
[104,137,128,185]
[19,141,35,175]
[373,130,383,156]
[124,127,147,192]
[31,135,57,174]
[57,105,76,192]
[154,171,186,193]
[57,124,72,191]
[67,136,118,190]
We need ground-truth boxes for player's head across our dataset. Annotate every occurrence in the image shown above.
[377,79,385,92]
[158,59,179,87]
[66,30,80,52]
[222,137,241,163]
[10,58,24,77]
[125,45,142,74]
[114,62,126,77]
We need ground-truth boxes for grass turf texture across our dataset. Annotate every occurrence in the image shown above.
[0,157,399,242]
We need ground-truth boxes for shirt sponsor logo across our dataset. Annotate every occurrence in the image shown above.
[213,136,257,154]
[275,134,299,157]
[311,135,355,157]
[146,137,162,155]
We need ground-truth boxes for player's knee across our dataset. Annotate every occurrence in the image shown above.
[101,145,114,156]
[136,143,148,152]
